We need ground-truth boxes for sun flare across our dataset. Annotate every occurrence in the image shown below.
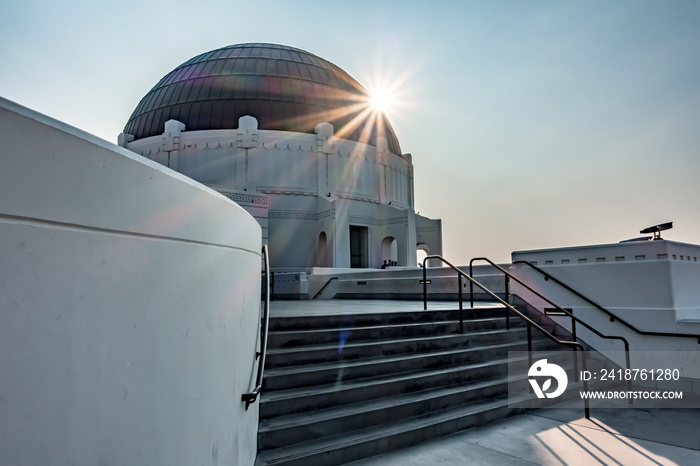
[370,91,390,111]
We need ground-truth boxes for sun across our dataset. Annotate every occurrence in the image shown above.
[370,91,390,111]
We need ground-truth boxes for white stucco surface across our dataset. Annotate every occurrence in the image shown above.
[1,97,262,465]
[124,117,442,270]
[511,241,700,380]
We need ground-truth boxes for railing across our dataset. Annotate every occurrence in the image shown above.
[470,257,633,398]
[421,261,467,333]
[422,255,590,419]
[242,244,271,410]
[468,258,510,329]
[513,261,700,345]
[312,276,338,299]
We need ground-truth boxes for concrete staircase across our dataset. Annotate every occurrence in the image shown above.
[254,305,571,466]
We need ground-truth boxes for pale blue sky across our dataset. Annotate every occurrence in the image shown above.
[2,0,699,263]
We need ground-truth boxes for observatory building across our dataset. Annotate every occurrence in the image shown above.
[2,42,700,466]
[119,43,442,270]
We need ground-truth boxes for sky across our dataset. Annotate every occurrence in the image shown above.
[2,0,699,264]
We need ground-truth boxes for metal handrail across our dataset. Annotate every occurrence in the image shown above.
[242,244,271,409]
[468,258,510,329]
[470,257,633,397]
[469,258,511,308]
[312,276,338,299]
[513,260,700,344]
[422,255,590,419]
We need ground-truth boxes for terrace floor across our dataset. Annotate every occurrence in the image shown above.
[347,400,700,465]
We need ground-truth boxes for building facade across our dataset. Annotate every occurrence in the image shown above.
[119,43,441,269]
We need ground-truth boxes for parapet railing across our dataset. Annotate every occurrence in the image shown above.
[470,257,632,398]
[242,244,271,410]
[422,255,591,418]
[512,260,700,345]
[312,276,338,299]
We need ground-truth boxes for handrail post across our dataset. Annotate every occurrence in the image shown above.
[527,322,533,393]
[469,260,474,308]
[625,344,633,404]
[423,259,428,310]
[505,274,510,304]
[571,310,579,381]
[581,351,590,419]
[504,272,510,329]
[458,273,464,334]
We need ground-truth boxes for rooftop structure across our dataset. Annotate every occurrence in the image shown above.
[120,43,441,271]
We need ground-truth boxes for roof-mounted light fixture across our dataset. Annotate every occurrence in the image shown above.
[640,222,673,240]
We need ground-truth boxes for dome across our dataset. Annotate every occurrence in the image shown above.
[124,43,402,155]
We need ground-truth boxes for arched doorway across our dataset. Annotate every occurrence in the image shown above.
[381,236,398,266]
[416,243,430,267]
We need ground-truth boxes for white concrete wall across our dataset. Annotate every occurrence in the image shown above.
[511,241,700,378]
[124,118,424,270]
[125,124,414,209]
[1,97,262,466]
[415,215,443,267]
[306,265,506,301]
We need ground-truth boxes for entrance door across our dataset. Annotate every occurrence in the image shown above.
[349,226,368,268]
[317,232,329,267]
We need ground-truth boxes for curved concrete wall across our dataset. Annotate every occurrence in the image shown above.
[0,97,262,465]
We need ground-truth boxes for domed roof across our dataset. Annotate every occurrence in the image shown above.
[124,43,402,155]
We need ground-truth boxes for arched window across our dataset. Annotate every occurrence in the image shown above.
[416,243,430,267]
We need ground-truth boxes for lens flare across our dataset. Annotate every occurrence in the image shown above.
[370,91,390,111]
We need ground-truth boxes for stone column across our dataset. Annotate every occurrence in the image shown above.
[403,153,414,208]
[161,120,186,170]
[236,115,258,192]
[315,122,335,198]
[376,136,389,204]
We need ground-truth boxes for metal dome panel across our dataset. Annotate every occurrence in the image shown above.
[124,43,402,155]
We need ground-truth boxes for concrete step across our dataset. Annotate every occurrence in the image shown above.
[262,338,558,394]
[256,302,593,466]
[256,372,599,466]
[267,307,510,332]
[265,327,534,368]
[262,355,517,419]
[268,317,525,349]
[268,317,525,348]
[258,375,511,450]
[255,396,517,466]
